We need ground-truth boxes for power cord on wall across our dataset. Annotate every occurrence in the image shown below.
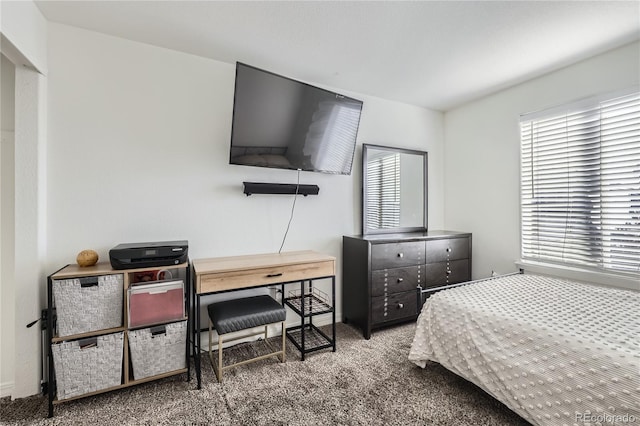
[278,169,301,254]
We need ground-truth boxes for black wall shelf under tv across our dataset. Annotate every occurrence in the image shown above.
[243,182,320,196]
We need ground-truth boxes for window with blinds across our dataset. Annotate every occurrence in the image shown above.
[365,152,401,229]
[520,91,640,275]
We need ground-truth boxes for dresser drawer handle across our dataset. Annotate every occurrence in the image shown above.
[397,278,404,283]
[397,253,404,258]
[266,273,283,278]
[446,248,452,253]
[397,303,404,309]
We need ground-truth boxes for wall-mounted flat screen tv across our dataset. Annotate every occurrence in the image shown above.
[229,62,363,175]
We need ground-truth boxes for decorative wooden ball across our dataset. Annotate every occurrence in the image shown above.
[77,249,99,267]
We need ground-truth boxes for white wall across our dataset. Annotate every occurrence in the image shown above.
[0,0,48,399]
[13,65,47,399]
[1,54,16,398]
[1,54,15,130]
[0,0,48,74]
[46,22,444,327]
[46,22,445,266]
[443,41,640,283]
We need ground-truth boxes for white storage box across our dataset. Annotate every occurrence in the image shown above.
[53,274,123,336]
[128,321,187,380]
[52,332,124,400]
[128,280,184,328]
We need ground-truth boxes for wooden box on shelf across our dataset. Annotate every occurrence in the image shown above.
[128,280,185,328]
[128,320,187,380]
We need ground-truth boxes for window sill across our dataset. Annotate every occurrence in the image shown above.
[515,260,639,292]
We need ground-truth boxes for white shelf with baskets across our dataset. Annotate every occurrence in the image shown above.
[46,261,190,417]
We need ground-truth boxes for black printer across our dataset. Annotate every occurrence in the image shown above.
[109,240,188,270]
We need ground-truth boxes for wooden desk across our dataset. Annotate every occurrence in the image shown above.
[192,250,336,388]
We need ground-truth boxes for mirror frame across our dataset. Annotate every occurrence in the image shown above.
[362,144,428,235]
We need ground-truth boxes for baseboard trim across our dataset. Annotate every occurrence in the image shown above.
[0,381,15,398]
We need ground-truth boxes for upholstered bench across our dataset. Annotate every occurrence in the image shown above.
[207,295,286,382]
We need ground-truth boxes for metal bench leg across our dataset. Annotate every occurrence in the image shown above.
[218,334,224,382]
[281,321,286,363]
[208,319,212,357]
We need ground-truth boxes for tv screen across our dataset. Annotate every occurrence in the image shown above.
[229,63,363,175]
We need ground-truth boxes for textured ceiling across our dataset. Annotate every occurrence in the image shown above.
[35,1,640,111]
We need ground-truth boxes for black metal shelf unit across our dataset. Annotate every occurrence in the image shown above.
[283,278,335,360]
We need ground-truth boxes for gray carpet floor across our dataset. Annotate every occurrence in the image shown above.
[0,322,529,425]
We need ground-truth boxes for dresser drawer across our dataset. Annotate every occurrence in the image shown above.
[423,259,470,288]
[371,291,417,324]
[371,265,421,297]
[425,237,469,263]
[371,241,424,270]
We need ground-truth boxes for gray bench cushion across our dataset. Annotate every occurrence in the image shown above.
[207,295,286,335]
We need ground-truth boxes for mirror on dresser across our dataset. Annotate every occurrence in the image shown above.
[343,144,471,339]
[361,144,428,235]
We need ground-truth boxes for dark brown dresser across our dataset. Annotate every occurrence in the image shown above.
[342,230,472,339]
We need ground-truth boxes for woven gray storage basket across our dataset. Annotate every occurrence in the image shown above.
[128,320,187,380]
[53,274,123,336]
[52,332,124,400]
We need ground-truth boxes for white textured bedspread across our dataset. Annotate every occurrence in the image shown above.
[409,274,640,426]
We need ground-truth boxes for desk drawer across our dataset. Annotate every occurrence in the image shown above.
[198,260,334,293]
[371,241,424,270]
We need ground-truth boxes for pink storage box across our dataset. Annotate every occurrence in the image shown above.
[128,280,184,328]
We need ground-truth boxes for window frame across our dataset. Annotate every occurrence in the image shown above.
[519,88,640,279]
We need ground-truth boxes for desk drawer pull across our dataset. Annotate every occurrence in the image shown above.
[266,273,283,278]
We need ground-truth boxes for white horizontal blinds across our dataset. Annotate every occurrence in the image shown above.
[366,153,401,229]
[520,91,640,274]
[600,94,640,271]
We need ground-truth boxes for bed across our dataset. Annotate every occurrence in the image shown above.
[409,273,640,426]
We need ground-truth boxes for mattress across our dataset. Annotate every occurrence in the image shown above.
[409,274,640,426]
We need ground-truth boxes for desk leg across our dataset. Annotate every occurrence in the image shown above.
[47,275,54,418]
[186,264,191,382]
[195,292,202,389]
[300,280,305,361]
[332,275,336,352]
[308,280,313,331]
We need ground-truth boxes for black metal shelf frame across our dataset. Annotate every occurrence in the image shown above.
[284,294,333,317]
[281,277,336,361]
